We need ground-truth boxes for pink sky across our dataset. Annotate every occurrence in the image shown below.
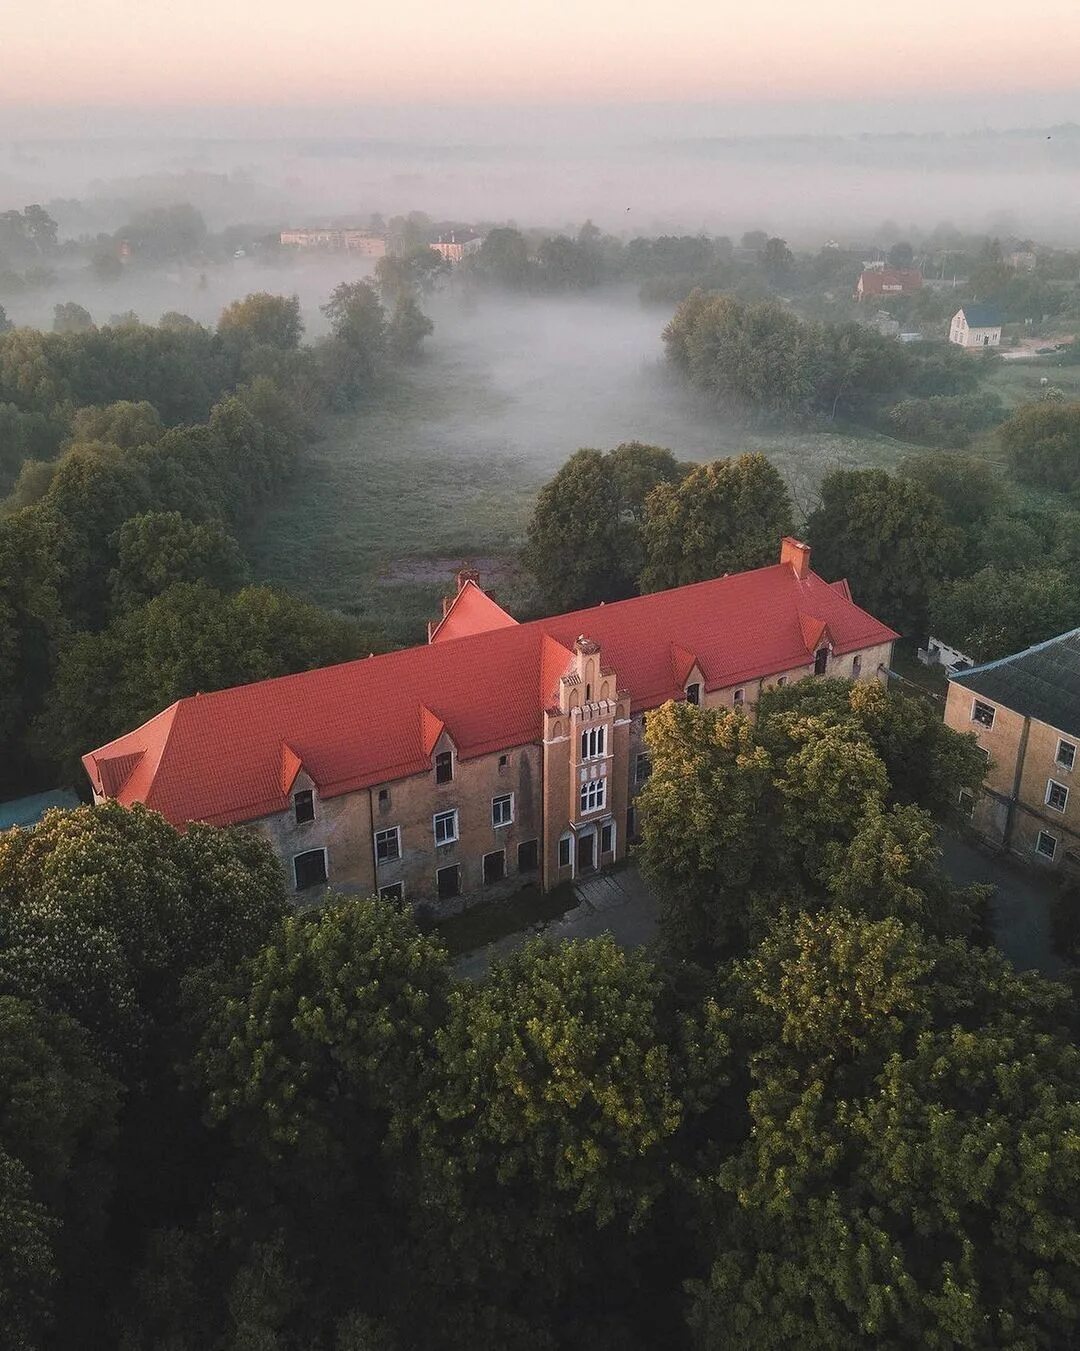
[7,0,1080,106]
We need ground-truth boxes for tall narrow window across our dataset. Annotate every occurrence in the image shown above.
[293,789,315,824]
[435,751,454,784]
[600,822,614,855]
[581,726,606,760]
[374,826,400,863]
[851,655,862,680]
[437,864,460,899]
[1046,780,1069,813]
[558,835,572,868]
[1057,740,1076,772]
[517,839,539,872]
[814,648,828,676]
[580,778,606,814]
[483,850,505,884]
[685,683,700,705]
[733,688,745,706]
[1035,831,1058,861]
[635,752,651,785]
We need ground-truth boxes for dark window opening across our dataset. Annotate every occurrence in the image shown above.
[378,788,390,809]
[972,701,995,729]
[558,836,572,868]
[379,882,404,903]
[958,790,975,818]
[626,806,637,840]
[635,752,651,785]
[483,850,505,884]
[293,849,327,890]
[375,827,400,863]
[518,839,539,872]
[435,751,453,783]
[814,647,828,676]
[685,683,700,705]
[293,789,315,824]
[498,754,509,772]
[437,864,460,899]
[600,823,614,855]
[585,683,591,701]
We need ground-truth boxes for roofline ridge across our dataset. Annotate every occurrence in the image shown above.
[949,625,1080,683]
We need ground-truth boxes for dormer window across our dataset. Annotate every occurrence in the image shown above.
[293,789,315,824]
[686,683,700,706]
[814,647,829,676]
[435,750,454,784]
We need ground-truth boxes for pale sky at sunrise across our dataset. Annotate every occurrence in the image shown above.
[6,0,1080,108]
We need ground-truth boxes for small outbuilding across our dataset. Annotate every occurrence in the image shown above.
[949,304,1002,348]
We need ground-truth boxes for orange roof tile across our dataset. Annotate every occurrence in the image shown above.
[83,563,897,828]
[428,579,517,643]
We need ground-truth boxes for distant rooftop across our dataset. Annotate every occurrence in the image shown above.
[958,303,1002,328]
[950,628,1080,739]
[0,788,81,831]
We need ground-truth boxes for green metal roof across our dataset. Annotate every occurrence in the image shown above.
[0,789,81,831]
[950,628,1080,739]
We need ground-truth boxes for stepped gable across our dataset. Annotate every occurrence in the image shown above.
[84,562,897,828]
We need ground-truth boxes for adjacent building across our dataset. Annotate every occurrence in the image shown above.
[430,232,483,264]
[949,304,1002,348]
[945,628,1080,873]
[83,541,897,909]
[855,268,923,301]
[280,229,387,256]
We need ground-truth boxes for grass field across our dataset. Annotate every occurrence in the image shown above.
[244,296,1070,646]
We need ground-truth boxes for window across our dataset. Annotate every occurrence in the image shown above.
[435,750,453,784]
[776,676,787,687]
[498,754,509,772]
[379,882,404,902]
[518,839,538,872]
[635,752,651,785]
[483,850,505,884]
[814,647,829,677]
[492,793,513,828]
[975,745,990,763]
[293,849,327,890]
[685,683,700,705]
[733,688,745,706]
[433,809,458,846]
[626,806,637,840]
[581,725,606,760]
[558,835,572,868]
[1035,831,1058,861]
[580,778,607,814]
[971,700,995,729]
[293,789,315,824]
[851,655,862,680]
[378,788,390,809]
[1058,740,1076,772]
[437,864,460,899]
[958,789,975,818]
[640,713,648,734]
[585,683,591,702]
[374,826,400,863]
[600,822,614,855]
[1046,780,1069,813]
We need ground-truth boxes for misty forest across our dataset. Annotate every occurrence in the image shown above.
[3,96,1080,1351]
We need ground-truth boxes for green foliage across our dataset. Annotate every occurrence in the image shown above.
[930,564,1080,662]
[52,302,94,335]
[218,292,304,350]
[108,510,248,609]
[640,453,794,591]
[466,227,532,289]
[0,1147,56,1351]
[386,293,434,361]
[70,399,164,450]
[1000,401,1080,494]
[886,393,1003,448]
[806,467,961,635]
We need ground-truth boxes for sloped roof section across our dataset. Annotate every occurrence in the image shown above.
[959,303,1002,328]
[950,628,1080,740]
[85,562,897,828]
[799,613,830,654]
[429,579,517,644]
[670,643,699,687]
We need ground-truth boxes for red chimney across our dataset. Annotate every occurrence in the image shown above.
[780,536,811,579]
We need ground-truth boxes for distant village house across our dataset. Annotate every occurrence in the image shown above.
[949,304,1002,348]
[855,267,923,301]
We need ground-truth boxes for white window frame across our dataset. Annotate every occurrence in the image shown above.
[293,788,315,824]
[971,699,995,730]
[580,777,607,815]
[433,809,459,846]
[1035,831,1058,861]
[378,881,404,902]
[1045,779,1069,814]
[580,725,606,761]
[958,789,975,818]
[292,846,328,891]
[492,793,514,828]
[374,825,401,864]
[1057,739,1076,772]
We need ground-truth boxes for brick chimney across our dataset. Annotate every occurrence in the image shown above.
[780,536,811,580]
[455,566,481,592]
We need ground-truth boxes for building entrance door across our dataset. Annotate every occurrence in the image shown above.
[577,830,595,874]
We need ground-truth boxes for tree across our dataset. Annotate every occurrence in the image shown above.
[52,302,94,335]
[386,293,434,361]
[689,911,1080,1350]
[930,565,1080,662]
[899,450,1004,534]
[218,292,303,350]
[320,282,387,403]
[640,453,794,592]
[70,399,163,450]
[1000,402,1080,493]
[107,510,248,610]
[0,304,11,335]
[523,448,637,610]
[887,240,915,269]
[374,247,447,303]
[607,441,684,520]
[805,468,961,635]
[760,236,794,283]
[467,227,532,289]
[0,1147,56,1351]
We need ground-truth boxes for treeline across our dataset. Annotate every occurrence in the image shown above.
[663,290,981,426]
[523,433,1080,658]
[3,674,1079,1350]
[0,282,429,794]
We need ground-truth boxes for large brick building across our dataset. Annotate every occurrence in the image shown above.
[83,540,896,909]
[945,629,1080,873]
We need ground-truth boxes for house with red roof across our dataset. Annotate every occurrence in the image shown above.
[855,268,923,302]
[83,540,897,908]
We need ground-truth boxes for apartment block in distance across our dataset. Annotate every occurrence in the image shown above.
[83,540,897,909]
[945,628,1080,872]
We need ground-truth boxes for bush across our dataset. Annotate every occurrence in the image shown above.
[884,392,1003,447]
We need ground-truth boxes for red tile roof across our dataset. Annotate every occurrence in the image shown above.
[83,559,897,828]
[428,579,517,643]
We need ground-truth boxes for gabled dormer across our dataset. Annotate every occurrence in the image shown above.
[420,703,458,784]
[281,742,318,823]
[798,614,834,676]
[671,643,705,704]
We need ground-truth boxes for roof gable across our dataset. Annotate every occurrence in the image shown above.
[428,579,517,644]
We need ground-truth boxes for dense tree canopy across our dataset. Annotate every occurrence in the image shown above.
[1000,401,1080,494]
[930,564,1080,661]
